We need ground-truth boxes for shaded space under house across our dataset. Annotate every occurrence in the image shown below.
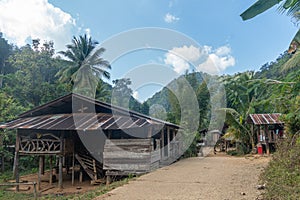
[247,113,284,155]
[0,93,181,190]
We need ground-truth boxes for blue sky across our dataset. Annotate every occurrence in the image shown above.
[0,0,298,101]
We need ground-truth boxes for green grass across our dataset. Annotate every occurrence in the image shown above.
[0,171,134,200]
[42,177,132,200]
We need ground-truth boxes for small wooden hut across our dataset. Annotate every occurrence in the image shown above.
[0,93,180,189]
[247,113,284,155]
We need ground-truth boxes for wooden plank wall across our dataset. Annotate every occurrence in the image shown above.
[103,139,159,174]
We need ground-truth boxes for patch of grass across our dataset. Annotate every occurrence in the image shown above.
[73,177,133,200]
[41,177,133,200]
[0,177,133,200]
[260,133,300,200]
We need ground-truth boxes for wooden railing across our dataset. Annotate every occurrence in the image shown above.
[19,133,61,154]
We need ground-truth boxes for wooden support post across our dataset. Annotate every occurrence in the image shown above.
[58,132,64,189]
[58,155,63,189]
[250,124,255,153]
[33,182,37,200]
[167,127,170,158]
[257,125,260,143]
[161,129,164,158]
[265,125,270,156]
[49,156,53,185]
[106,175,111,186]
[79,171,83,183]
[41,156,45,175]
[93,159,97,181]
[14,131,20,192]
[148,126,153,151]
[38,156,43,190]
[72,152,75,186]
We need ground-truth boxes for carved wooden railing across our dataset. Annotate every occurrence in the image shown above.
[19,133,61,154]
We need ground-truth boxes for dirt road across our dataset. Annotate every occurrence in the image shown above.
[95,155,269,200]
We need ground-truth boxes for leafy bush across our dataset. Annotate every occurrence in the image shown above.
[226,143,250,156]
[260,133,300,200]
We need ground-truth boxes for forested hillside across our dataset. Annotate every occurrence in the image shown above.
[0,31,299,164]
[146,72,204,113]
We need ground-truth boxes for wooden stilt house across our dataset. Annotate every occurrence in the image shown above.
[247,113,284,155]
[0,93,180,189]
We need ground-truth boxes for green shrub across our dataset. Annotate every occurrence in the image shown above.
[260,133,300,200]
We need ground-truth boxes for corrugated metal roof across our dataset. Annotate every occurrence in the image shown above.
[15,93,179,129]
[248,113,284,125]
[0,113,163,131]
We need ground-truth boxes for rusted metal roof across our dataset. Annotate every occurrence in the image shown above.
[0,113,163,131]
[12,93,179,129]
[248,113,284,125]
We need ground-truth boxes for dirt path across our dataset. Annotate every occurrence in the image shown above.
[95,155,269,200]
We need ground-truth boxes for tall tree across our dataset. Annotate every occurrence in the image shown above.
[0,33,13,88]
[111,78,133,108]
[4,41,66,107]
[58,34,111,97]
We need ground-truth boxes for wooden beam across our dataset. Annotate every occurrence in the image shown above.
[167,127,170,158]
[72,151,75,186]
[38,156,43,190]
[106,175,111,186]
[14,131,20,192]
[49,156,53,185]
[257,125,260,144]
[161,129,164,158]
[58,155,63,189]
[93,159,97,181]
[41,156,45,175]
[265,125,270,155]
[58,132,64,189]
[79,171,83,183]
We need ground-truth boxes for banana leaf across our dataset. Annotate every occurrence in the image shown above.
[240,0,283,20]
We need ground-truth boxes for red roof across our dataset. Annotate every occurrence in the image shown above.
[248,113,284,125]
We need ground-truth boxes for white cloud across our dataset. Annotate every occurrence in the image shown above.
[0,0,76,51]
[133,91,139,99]
[197,46,235,74]
[164,45,235,75]
[164,13,180,23]
[164,45,201,73]
[215,46,231,56]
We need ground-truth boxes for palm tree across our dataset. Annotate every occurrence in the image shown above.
[58,34,111,97]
